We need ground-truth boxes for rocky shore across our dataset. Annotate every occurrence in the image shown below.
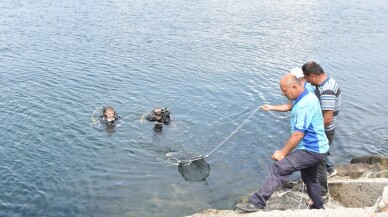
[188,155,388,217]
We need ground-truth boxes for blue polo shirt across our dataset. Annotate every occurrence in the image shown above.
[291,90,329,153]
[304,82,315,93]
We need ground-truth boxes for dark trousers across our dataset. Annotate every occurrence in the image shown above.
[325,131,335,172]
[317,161,328,195]
[249,150,326,209]
[318,131,335,195]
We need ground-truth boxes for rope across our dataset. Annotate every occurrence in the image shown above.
[373,170,388,177]
[165,106,261,165]
[140,113,150,123]
[91,106,103,124]
[204,106,261,158]
[167,154,205,165]
[165,105,286,164]
[267,110,291,119]
[298,182,305,209]
[297,178,331,209]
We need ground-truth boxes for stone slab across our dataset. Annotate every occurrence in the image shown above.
[328,178,388,207]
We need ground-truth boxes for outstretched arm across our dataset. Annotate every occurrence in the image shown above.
[261,101,292,112]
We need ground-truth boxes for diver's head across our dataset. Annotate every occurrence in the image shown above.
[152,107,163,121]
[145,107,170,125]
[103,106,117,123]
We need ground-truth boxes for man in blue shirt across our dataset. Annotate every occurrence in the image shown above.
[236,74,329,211]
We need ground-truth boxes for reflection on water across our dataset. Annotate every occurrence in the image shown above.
[1,0,388,216]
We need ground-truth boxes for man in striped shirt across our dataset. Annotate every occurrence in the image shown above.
[302,61,342,202]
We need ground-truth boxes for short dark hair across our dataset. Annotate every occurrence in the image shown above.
[104,106,114,113]
[302,61,324,76]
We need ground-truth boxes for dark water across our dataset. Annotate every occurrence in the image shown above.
[1,0,388,216]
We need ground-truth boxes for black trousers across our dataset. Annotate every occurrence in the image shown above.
[249,150,327,209]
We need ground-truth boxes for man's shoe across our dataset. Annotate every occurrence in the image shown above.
[321,193,330,204]
[236,202,263,212]
[328,169,337,178]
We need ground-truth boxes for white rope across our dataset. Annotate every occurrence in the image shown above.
[140,113,151,123]
[140,114,146,123]
[298,181,305,209]
[373,170,388,177]
[267,110,291,119]
[297,178,331,209]
[165,106,261,165]
[91,106,103,124]
[166,105,286,164]
[327,181,331,204]
[167,155,204,165]
[205,106,262,158]
[284,193,305,204]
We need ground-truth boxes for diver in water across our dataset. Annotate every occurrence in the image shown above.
[100,106,119,123]
[99,106,120,133]
[145,107,171,131]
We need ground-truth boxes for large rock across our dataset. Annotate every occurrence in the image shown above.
[235,188,311,211]
[351,155,388,170]
[377,186,388,212]
[336,163,382,178]
[328,178,388,207]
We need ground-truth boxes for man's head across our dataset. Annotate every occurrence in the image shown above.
[280,74,303,100]
[302,61,325,85]
[103,106,116,122]
[152,107,163,121]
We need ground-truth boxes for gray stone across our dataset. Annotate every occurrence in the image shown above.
[377,186,388,212]
[328,178,388,208]
[336,163,382,178]
[351,155,388,170]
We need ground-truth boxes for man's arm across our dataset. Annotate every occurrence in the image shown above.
[261,101,292,112]
[322,110,333,127]
[320,90,336,127]
[272,131,304,161]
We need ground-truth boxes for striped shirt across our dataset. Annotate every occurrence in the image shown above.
[314,76,342,132]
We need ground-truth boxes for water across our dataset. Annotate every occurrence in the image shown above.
[1,0,388,216]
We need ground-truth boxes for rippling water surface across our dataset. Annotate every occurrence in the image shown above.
[1,0,388,216]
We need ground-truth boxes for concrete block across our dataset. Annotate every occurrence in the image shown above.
[328,178,388,207]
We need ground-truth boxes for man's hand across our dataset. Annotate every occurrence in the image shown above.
[261,104,271,111]
[272,150,286,161]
